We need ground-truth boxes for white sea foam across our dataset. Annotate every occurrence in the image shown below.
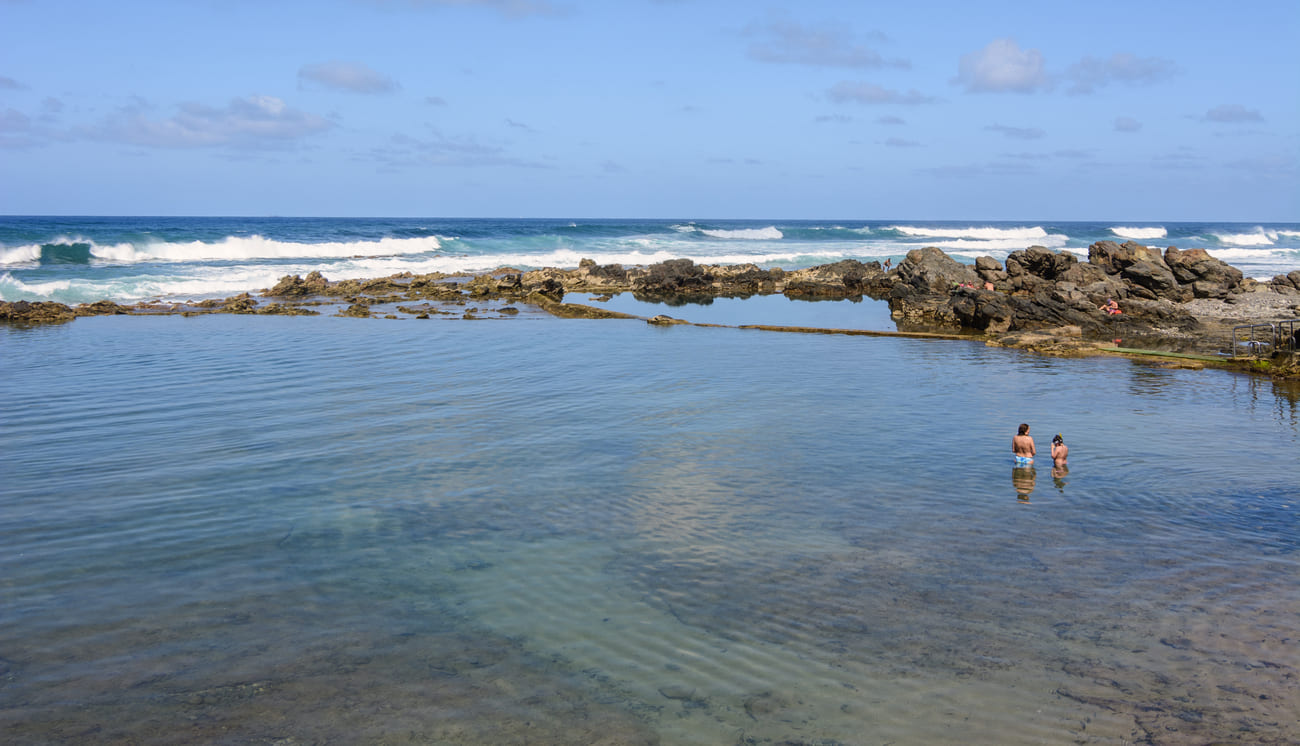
[923,235,1068,250]
[1204,247,1283,261]
[698,227,784,240]
[2,234,446,267]
[130,235,444,263]
[889,225,1057,241]
[0,272,73,300]
[0,244,42,266]
[1109,226,1167,240]
[1212,228,1276,247]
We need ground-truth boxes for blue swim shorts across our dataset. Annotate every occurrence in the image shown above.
[1014,455,1034,466]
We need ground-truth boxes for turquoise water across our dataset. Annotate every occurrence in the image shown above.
[2,311,1298,744]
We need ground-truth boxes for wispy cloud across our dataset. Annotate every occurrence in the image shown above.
[83,96,334,149]
[0,108,30,132]
[298,61,399,94]
[0,76,25,90]
[1201,104,1263,123]
[884,137,920,148]
[985,124,1045,140]
[827,82,934,105]
[745,14,906,69]
[954,38,1048,93]
[365,129,549,169]
[924,161,1037,178]
[1114,116,1142,133]
[1065,53,1177,94]
[377,0,565,18]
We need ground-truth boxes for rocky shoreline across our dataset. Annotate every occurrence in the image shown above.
[5,240,1300,377]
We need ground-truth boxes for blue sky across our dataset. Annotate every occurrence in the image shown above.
[2,0,1297,219]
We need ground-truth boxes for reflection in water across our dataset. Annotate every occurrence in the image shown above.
[1012,465,1037,502]
[1127,364,1180,400]
[1052,464,1069,492]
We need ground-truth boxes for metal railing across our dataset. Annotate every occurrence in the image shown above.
[1232,320,1299,358]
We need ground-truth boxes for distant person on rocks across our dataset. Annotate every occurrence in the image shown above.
[1101,298,1121,315]
[1013,423,1035,465]
[883,257,892,271]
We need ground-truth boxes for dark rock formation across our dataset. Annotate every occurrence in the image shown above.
[0,300,76,324]
[1164,247,1243,298]
[76,300,130,316]
[266,270,330,297]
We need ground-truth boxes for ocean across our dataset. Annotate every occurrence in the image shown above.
[2,217,1299,306]
[2,217,1299,744]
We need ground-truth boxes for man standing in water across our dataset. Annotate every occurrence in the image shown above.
[1013,423,1035,465]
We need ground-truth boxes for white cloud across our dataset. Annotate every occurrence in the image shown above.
[86,96,334,149]
[827,82,934,105]
[1066,53,1177,94]
[954,38,1048,93]
[298,61,399,94]
[745,15,906,69]
[1202,104,1263,123]
[1114,116,1142,133]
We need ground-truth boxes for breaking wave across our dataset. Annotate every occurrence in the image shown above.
[0,235,444,267]
[1212,229,1277,247]
[697,226,784,240]
[1109,226,1167,240]
[889,225,1059,242]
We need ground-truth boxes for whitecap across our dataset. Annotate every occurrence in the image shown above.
[1212,228,1276,247]
[0,272,72,300]
[923,235,1069,251]
[0,244,42,266]
[699,227,784,240]
[888,225,1055,241]
[1109,226,1167,240]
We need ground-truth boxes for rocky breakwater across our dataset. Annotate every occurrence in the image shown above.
[878,241,1300,360]
[5,245,1299,375]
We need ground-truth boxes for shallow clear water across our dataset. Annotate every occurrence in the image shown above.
[1,313,1298,744]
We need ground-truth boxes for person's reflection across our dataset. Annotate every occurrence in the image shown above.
[1013,466,1037,502]
[1052,463,1070,492]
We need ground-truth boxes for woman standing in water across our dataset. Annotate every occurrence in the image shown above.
[1051,433,1070,483]
[1013,423,1035,465]
[1051,434,1068,466]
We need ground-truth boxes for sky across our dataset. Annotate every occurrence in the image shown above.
[1,0,1297,220]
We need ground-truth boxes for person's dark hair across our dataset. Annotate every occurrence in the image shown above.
[1052,434,1064,445]
[1018,423,1029,435]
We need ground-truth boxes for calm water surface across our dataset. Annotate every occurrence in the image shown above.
[1,310,1297,744]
